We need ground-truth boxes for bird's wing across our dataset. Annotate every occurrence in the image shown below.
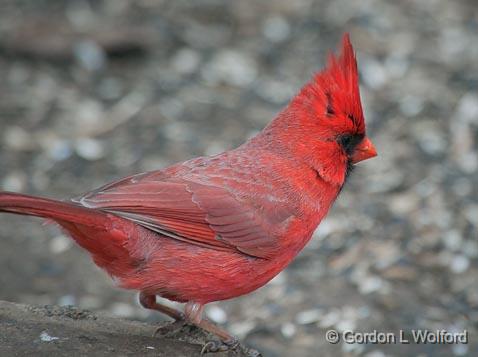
[74,172,294,259]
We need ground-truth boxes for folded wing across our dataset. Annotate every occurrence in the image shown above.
[75,173,293,259]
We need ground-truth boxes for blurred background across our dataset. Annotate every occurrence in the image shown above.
[0,0,477,356]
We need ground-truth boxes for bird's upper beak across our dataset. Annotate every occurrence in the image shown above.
[350,137,377,164]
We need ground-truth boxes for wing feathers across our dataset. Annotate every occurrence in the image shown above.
[78,176,292,259]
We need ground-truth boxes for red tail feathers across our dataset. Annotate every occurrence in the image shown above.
[0,191,142,274]
[0,191,109,228]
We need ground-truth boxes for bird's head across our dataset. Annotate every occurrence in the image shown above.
[261,33,377,186]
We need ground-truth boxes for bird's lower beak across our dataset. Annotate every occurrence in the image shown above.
[350,137,377,164]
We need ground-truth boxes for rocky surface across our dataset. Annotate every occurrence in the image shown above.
[0,1,477,356]
[0,300,257,356]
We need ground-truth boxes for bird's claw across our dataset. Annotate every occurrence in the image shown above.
[224,337,240,350]
[201,340,228,354]
[201,337,239,354]
[152,317,186,337]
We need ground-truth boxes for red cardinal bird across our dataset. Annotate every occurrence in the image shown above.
[0,34,376,350]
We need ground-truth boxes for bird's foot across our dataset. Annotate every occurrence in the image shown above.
[201,337,239,354]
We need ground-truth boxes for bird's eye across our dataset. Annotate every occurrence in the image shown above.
[325,92,335,116]
[338,133,364,155]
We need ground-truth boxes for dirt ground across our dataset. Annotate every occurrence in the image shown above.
[0,1,477,356]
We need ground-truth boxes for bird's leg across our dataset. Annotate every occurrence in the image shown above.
[139,294,238,351]
[184,302,239,353]
[139,292,186,336]
[139,292,185,320]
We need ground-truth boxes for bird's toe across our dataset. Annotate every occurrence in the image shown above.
[200,339,237,354]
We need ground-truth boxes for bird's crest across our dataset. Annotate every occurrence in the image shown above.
[291,33,365,134]
[315,33,365,132]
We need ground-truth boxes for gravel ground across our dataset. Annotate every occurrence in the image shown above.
[0,1,477,356]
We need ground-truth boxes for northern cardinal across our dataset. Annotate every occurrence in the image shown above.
[0,34,376,351]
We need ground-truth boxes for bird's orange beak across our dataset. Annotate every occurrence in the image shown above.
[350,137,377,164]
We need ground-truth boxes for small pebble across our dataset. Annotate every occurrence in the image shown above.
[360,57,388,90]
[442,230,462,252]
[454,93,478,124]
[75,138,105,160]
[384,55,409,79]
[202,50,257,87]
[256,79,295,104]
[318,309,340,328]
[262,16,291,43]
[40,332,59,342]
[419,131,447,155]
[342,341,364,354]
[206,305,227,324]
[452,344,469,356]
[49,235,72,254]
[2,172,27,192]
[450,255,470,274]
[388,192,419,215]
[47,139,73,162]
[357,306,371,319]
[74,100,104,131]
[464,205,478,228]
[280,322,297,338]
[457,152,478,173]
[295,309,324,325]
[461,240,478,258]
[171,48,201,75]
[359,276,384,295]
[365,351,387,357]
[4,126,33,151]
[399,95,424,117]
[73,40,106,71]
[336,319,356,332]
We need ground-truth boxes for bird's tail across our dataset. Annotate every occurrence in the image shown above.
[0,191,141,274]
[0,191,109,228]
